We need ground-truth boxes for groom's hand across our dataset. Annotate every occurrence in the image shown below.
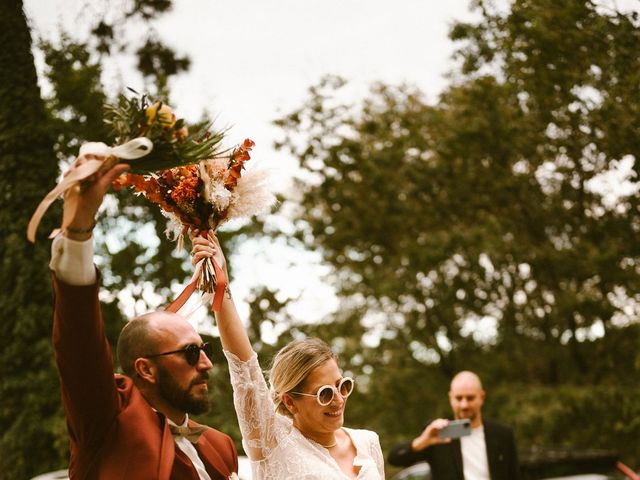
[63,155,129,241]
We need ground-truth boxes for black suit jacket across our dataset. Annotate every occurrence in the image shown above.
[388,419,520,480]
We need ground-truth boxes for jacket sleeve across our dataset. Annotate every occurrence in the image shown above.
[52,271,120,450]
[387,440,431,467]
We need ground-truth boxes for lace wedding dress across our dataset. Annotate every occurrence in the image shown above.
[224,351,385,480]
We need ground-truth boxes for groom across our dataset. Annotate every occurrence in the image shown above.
[49,156,238,479]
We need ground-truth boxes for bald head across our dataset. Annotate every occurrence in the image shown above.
[116,311,194,378]
[450,371,483,391]
[448,370,485,427]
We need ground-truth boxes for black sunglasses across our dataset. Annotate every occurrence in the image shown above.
[144,342,213,366]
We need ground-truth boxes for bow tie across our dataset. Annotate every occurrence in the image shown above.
[169,424,208,443]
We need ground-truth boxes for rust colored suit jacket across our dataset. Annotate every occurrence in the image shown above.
[52,274,238,480]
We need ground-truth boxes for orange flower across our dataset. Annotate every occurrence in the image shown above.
[171,176,199,204]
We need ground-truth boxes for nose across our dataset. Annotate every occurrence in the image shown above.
[197,350,213,370]
[332,388,346,407]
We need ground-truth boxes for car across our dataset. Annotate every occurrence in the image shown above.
[31,455,253,480]
[238,454,253,479]
[30,471,68,480]
[390,461,432,480]
[520,448,638,480]
[389,449,638,480]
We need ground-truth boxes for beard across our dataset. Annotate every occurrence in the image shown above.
[156,363,211,415]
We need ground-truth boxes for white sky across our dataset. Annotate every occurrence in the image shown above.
[23,0,482,329]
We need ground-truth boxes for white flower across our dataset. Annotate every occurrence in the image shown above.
[208,182,233,211]
[226,167,277,220]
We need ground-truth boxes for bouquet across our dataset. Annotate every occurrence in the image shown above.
[113,138,276,311]
[27,90,228,242]
[103,91,227,174]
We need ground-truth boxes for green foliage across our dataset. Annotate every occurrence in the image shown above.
[103,91,227,173]
[273,0,640,467]
[0,2,66,478]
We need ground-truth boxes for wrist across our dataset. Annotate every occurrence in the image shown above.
[64,220,96,241]
[412,434,435,451]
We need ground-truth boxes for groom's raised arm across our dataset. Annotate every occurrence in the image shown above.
[50,158,129,448]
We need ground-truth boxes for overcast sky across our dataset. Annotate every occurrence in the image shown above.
[23,0,486,329]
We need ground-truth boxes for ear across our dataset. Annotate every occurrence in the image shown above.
[134,358,158,384]
[282,393,298,416]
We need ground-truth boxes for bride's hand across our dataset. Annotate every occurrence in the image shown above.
[190,230,227,274]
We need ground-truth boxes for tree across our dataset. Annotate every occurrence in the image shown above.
[274,0,640,462]
[0,1,63,477]
[0,1,206,477]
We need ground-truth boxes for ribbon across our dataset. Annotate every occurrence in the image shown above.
[165,256,227,313]
[165,232,227,313]
[27,138,153,242]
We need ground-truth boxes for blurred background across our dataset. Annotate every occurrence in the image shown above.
[1,0,639,478]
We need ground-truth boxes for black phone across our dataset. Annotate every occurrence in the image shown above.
[437,419,472,439]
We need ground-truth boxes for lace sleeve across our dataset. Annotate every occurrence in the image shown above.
[223,350,288,460]
[370,432,385,478]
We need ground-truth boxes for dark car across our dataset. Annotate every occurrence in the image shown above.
[520,448,638,480]
[390,449,638,480]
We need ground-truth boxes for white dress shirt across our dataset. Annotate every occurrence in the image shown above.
[460,425,490,480]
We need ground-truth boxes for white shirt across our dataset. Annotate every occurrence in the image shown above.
[50,234,211,480]
[169,415,212,480]
[460,425,490,480]
[224,350,385,480]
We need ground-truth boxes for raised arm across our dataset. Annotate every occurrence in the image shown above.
[191,233,286,461]
[190,232,253,360]
[51,156,129,447]
[387,419,451,467]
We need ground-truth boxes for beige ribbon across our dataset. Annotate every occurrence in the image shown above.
[27,138,153,242]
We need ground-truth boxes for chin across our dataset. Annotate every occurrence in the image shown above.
[324,412,344,426]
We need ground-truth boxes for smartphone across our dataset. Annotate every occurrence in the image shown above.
[437,419,472,439]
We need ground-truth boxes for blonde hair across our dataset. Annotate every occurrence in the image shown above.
[268,337,338,417]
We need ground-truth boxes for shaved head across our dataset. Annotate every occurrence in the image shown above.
[116,311,190,378]
[450,371,483,391]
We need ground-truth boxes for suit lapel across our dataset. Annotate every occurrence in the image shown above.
[194,437,231,480]
[157,414,177,479]
[452,439,465,479]
[483,421,499,479]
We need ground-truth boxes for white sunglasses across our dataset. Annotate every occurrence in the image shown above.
[290,377,355,406]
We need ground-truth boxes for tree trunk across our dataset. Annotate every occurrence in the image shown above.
[0,0,65,478]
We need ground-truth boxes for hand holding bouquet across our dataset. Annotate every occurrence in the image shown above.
[27,90,227,242]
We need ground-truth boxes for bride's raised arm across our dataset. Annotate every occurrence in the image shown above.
[191,231,252,360]
[190,231,279,462]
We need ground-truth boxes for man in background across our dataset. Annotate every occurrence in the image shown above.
[388,370,520,480]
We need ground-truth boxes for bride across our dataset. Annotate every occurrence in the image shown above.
[191,232,385,480]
